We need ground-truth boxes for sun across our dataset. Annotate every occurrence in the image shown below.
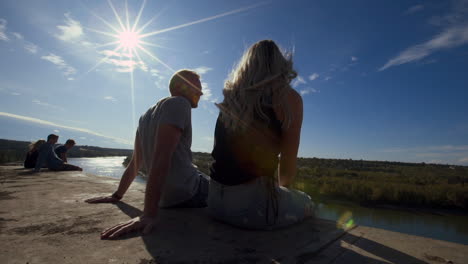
[118,30,140,49]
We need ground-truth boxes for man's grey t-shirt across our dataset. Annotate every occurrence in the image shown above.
[137,96,199,207]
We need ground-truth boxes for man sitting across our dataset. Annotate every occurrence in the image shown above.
[86,69,207,239]
[55,139,76,162]
[34,134,82,172]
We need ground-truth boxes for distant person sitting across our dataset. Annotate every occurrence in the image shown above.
[34,134,82,172]
[55,139,76,162]
[24,139,46,168]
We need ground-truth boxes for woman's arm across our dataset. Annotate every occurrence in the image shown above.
[274,89,303,187]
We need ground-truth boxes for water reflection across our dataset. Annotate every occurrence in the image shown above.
[68,156,146,183]
[318,201,468,245]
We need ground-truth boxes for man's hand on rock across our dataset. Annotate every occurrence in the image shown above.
[100,215,156,239]
[85,195,120,204]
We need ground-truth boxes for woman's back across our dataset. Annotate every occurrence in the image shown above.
[210,102,282,185]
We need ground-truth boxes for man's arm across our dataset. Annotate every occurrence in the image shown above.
[85,132,143,203]
[59,152,67,163]
[100,124,182,239]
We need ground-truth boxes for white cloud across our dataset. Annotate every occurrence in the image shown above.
[0,112,132,146]
[53,129,60,133]
[300,88,318,96]
[379,25,468,71]
[201,82,212,101]
[41,53,76,76]
[309,73,319,81]
[32,99,64,110]
[0,18,9,41]
[193,66,213,75]
[324,76,332,81]
[24,42,38,54]
[404,5,424,15]
[104,96,117,102]
[351,56,358,62]
[10,92,21,96]
[459,157,468,163]
[12,32,23,40]
[151,68,169,89]
[56,13,83,42]
[292,76,306,88]
[99,50,147,73]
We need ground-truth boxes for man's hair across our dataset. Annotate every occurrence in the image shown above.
[47,134,59,141]
[168,69,200,95]
[66,139,76,145]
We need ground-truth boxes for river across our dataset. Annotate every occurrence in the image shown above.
[69,156,468,245]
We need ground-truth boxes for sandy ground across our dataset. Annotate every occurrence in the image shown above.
[0,166,467,264]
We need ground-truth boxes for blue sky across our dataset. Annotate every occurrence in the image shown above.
[1,0,468,165]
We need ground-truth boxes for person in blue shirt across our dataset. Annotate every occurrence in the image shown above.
[55,139,76,162]
[34,134,82,172]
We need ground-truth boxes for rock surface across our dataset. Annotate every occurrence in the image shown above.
[1,166,466,264]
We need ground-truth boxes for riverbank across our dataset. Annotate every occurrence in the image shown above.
[1,166,467,263]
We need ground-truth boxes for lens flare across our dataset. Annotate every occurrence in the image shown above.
[337,211,355,229]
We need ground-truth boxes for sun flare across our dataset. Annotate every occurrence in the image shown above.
[118,30,141,49]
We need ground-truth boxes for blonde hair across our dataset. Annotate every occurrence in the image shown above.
[29,139,46,151]
[218,40,297,132]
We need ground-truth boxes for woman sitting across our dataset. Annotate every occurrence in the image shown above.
[24,139,46,168]
[209,40,314,230]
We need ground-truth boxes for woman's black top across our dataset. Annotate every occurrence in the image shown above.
[24,150,39,168]
[210,104,282,185]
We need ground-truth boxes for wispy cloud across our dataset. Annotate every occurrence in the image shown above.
[300,88,318,96]
[99,50,147,73]
[351,56,358,62]
[41,53,76,77]
[292,76,306,88]
[380,25,468,71]
[404,5,424,15]
[380,1,468,71]
[24,42,38,54]
[0,112,132,146]
[56,13,83,42]
[309,73,319,81]
[193,66,213,75]
[0,18,9,41]
[104,96,117,102]
[324,76,332,81]
[32,99,64,110]
[12,32,23,40]
[151,68,169,89]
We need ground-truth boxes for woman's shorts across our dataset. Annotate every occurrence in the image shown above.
[208,177,314,230]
